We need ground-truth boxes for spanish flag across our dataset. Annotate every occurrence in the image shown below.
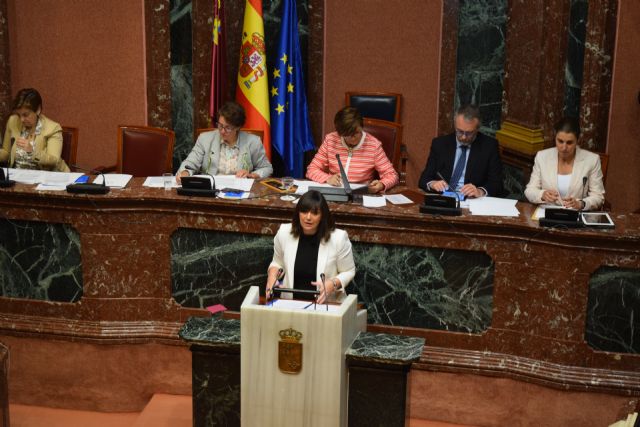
[236,0,271,159]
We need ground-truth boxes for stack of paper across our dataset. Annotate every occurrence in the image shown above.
[468,197,520,217]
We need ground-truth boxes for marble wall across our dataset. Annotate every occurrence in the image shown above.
[454,0,507,134]
[171,228,494,334]
[0,219,82,302]
[170,0,195,172]
[564,0,589,118]
[586,266,639,354]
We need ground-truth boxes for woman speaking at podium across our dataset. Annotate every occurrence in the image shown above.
[1,88,69,172]
[525,117,604,211]
[266,190,355,304]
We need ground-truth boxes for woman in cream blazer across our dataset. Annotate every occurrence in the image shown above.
[266,190,356,304]
[525,117,604,211]
[1,88,69,172]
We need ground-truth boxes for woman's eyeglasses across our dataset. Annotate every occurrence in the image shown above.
[216,122,237,133]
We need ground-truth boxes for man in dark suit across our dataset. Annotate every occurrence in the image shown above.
[419,105,503,198]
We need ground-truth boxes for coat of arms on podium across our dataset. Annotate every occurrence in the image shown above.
[278,328,303,374]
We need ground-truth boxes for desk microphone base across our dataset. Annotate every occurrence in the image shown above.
[177,188,218,197]
[66,184,110,194]
[419,204,462,216]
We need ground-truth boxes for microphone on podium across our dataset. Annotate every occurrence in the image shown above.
[0,138,16,188]
[66,164,110,194]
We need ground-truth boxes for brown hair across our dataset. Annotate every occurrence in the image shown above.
[290,190,335,242]
[554,117,581,139]
[217,101,246,128]
[12,88,42,113]
[334,107,363,137]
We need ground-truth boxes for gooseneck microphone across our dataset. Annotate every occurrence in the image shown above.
[66,164,110,194]
[0,138,16,188]
[319,273,328,310]
[579,176,588,211]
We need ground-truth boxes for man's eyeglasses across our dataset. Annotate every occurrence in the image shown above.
[216,122,237,133]
[455,128,478,138]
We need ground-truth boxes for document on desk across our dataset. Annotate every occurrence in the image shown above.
[34,171,84,190]
[93,174,132,188]
[468,197,520,217]
[385,194,413,205]
[213,175,254,192]
[363,195,386,208]
[7,168,45,184]
[269,299,341,312]
[143,176,179,188]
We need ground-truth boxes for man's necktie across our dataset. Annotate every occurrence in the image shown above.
[449,145,468,191]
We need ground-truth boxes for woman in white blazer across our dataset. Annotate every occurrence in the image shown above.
[525,117,604,211]
[266,190,356,304]
[176,101,272,182]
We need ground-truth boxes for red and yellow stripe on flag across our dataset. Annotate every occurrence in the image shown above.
[236,0,271,159]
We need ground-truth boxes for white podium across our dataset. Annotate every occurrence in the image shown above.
[240,286,365,427]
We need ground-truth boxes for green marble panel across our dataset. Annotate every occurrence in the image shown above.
[0,218,82,302]
[171,229,494,333]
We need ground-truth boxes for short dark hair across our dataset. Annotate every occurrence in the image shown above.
[217,101,246,128]
[554,117,581,138]
[455,104,481,124]
[334,107,363,137]
[12,88,42,112]
[290,190,335,242]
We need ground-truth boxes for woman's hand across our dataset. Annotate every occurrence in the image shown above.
[235,170,259,179]
[367,180,384,194]
[562,197,583,210]
[176,170,189,184]
[16,137,33,153]
[326,174,342,186]
[542,189,561,204]
[313,277,341,304]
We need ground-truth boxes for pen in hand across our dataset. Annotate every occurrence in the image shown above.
[436,172,451,191]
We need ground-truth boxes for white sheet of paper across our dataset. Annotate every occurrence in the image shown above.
[93,174,132,188]
[41,172,84,186]
[35,184,67,191]
[213,175,254,192]
[362,195,386,207]
[385,194,413,205]
[5,169,83,186]
[468,197,520,217]
[143,176,179,188]
[269,298,341,312]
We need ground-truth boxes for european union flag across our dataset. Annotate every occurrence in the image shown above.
[269,0,315,178]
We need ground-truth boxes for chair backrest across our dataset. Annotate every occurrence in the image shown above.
[117,125,175,176]
[194,128,264,141]
[363,118,404,181]
[60,126,79,168]
[345,91,402,123]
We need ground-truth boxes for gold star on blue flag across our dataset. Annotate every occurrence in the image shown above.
[269,0,315,178]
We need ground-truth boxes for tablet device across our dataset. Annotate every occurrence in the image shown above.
[581,212,615,228]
